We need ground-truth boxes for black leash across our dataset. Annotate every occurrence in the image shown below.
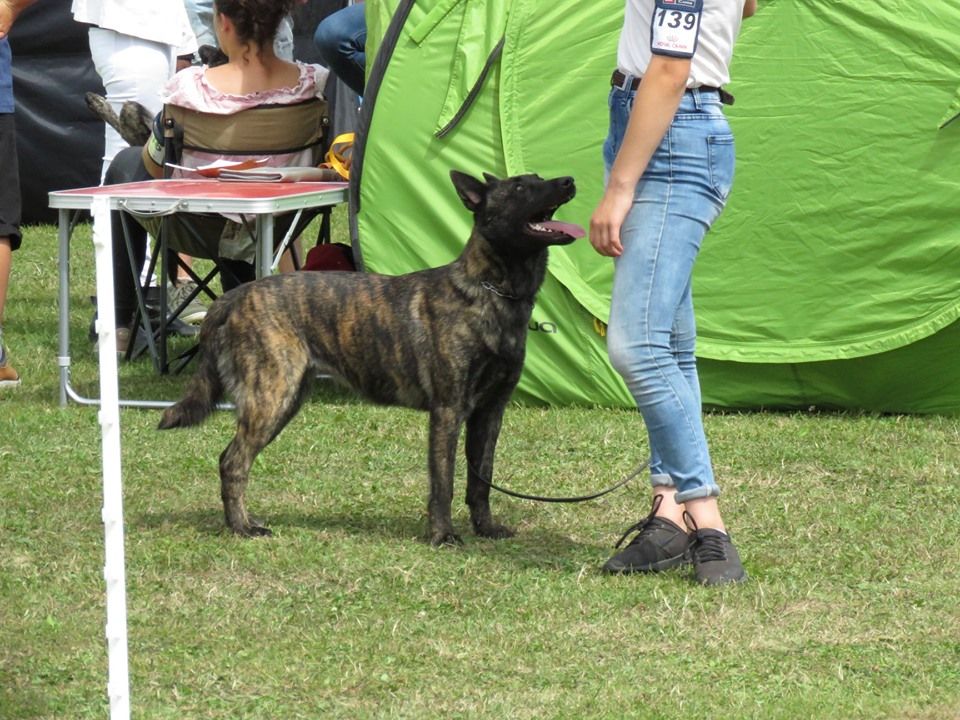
[470,459,648,503]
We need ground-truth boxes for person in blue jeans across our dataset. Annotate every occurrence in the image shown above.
[313,1,365,96]
[590,0,757,585]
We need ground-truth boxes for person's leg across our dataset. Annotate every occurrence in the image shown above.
[602,175,716,571]
[639,297,726,536]
[0,237,10,326]
[606,185,718,510]
[601,92,744,582]
[0,237,12,364]
[0,112,21,385]
[183,0,217,49]
[313,3,367,96]
[103,145,152,330]
[219,258,255,292]
[87,27,177,182]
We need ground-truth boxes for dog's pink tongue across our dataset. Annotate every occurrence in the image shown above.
[541,220,585,238]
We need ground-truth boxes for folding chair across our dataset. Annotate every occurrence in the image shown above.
[122,97,332,373]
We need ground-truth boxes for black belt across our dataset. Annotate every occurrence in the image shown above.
[610,69,734,106]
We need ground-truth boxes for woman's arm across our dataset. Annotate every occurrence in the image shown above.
[743,1,757,18]
[590,54,691,257]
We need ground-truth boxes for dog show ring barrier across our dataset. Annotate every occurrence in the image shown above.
[48,179,347,718]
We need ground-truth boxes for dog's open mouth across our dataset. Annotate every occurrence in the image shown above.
[526,207,585,243]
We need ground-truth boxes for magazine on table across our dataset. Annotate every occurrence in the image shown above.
[216,166,344,183]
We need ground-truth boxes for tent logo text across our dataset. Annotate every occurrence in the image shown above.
[529,320,558,334]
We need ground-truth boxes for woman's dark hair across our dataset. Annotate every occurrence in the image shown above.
[213,0,296,50]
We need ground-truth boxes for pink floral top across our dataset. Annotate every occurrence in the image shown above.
[161,62,329,114]
[161,62,330,173]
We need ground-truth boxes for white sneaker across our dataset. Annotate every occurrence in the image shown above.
[0,347,21,388]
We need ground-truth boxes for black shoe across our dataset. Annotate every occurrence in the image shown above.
[685,513,747,586]
[602,496,691,574]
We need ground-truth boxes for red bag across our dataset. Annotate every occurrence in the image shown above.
[301,242,356,272]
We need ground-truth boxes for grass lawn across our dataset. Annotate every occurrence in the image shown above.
[1,216,959,719]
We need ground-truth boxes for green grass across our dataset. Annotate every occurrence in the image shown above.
[2,216,960,719]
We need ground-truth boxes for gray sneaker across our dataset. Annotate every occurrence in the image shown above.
[685,513,748,586]
[167,281,208,325]
[602,496,691,574]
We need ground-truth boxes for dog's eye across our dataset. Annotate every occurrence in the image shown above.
[514,183,525,193]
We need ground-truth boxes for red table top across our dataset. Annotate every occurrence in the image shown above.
[51,178,348,200]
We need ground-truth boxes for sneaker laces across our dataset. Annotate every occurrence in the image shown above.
[613,494,664,549]
[683,510,729,562]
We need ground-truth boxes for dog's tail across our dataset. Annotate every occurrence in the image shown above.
[157,298,233,430]
[157,355,221,429]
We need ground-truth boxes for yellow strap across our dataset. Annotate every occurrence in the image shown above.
[322,132,355,180]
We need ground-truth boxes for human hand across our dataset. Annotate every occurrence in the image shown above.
[0,0,35,41]
[589,185,633,257]
[0,0,16,40]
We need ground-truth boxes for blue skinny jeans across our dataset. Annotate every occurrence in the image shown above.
[603,83,735,503]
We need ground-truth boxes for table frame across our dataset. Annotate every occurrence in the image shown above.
[50,179,348,409]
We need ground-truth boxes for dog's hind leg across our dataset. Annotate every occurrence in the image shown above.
[219,357,314,537]
[426,407,463,546]
[219,433,272,537]
[465,398,515,540]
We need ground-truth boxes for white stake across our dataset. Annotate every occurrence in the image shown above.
[91,196,131,719]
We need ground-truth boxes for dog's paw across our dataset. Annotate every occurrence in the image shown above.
[475,522,515,540]
[429,530,463,547]
[232,522,273,538]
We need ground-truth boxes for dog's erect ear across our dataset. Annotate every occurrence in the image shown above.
[450,170,486,212]
[482,172,500,184]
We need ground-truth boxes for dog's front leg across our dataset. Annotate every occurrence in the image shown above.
[465,399,515,540]
[427,407,462,546]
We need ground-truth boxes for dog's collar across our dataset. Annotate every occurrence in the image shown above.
[480,280,526,301]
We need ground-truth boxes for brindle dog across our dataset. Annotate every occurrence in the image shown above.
[159,171,583,545]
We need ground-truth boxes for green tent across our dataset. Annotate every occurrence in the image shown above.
[352,0,960,414]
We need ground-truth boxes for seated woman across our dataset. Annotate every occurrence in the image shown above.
[103,0,330,353]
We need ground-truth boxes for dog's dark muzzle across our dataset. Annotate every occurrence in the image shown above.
[527,176,583,244]
[552,176,576,202]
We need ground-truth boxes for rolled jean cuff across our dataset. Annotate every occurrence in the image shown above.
[650,473,675,489]
[674,484,721,504]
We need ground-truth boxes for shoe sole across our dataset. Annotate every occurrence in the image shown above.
[179,310,207,325]
[695,570,749,586]
[601,553,691,574]
[0,379,21,388]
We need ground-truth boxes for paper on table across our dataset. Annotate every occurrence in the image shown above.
[165,157,270,178]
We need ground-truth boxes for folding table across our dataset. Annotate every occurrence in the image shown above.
[50,178,349,408]
[47,179,346,716]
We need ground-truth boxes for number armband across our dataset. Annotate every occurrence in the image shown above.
[650,0,703,59]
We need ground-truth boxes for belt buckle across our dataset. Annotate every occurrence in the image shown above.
[614,70,633,92]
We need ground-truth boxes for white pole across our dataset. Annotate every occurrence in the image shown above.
[91,196,131,719]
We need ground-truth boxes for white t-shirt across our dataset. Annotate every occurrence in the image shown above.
[617,0,746,88]
[71,0,197,56]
